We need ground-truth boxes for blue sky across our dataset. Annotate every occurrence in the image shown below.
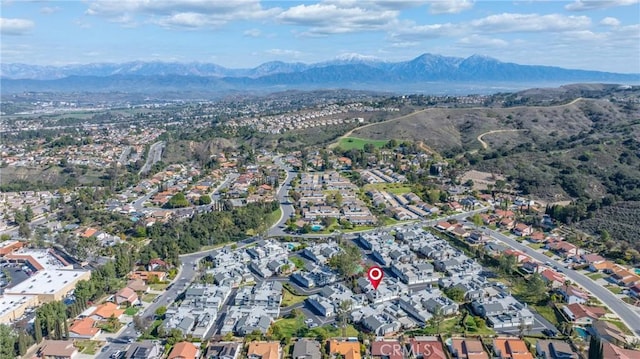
[1,0,639,73]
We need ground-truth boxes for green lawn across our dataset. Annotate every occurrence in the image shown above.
[272,317,306,338]
[75,340,101,355]
[124,307,139,316]
[587,273,604,280]
[532,305,562,327]
[142,293,158,302]
[605,285,622,294]
[311,324,359,338]
[150,283,169,291]
[364,183,413,195]
[528,242,545,250]
[604,320,633,335]
[543,251,555,258]
[337,137,389,150]
[464,316,495,336]
[268,208,283,225]
[281,288,308,307]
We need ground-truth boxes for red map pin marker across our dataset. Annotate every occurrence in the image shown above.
[367,266,384,290]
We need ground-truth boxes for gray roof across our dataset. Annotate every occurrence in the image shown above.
[207,342,241,359]
[292,339,322,359]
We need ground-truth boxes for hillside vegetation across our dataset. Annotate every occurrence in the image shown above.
[352,94,640,202]
[350,87,640,254]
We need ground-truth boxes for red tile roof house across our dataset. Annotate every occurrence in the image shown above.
[68,317,101,339]
[371,340,403,359]
[557,285,589,305]
[562,303,606,325]
[168,341,200,359]
[512,223,533,237]
[504,249,529,263]
[115,286,139,306]
[499,218,516,230]
[527,231,546,243]
[408,337,446,359]
[148,258,169,271]
[546,240,579,258]
[40,340,78,359]
[436,222,455,231]
[541,269,565,289]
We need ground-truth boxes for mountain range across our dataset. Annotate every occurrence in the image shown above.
[2,54,638,94]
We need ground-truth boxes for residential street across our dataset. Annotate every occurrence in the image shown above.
[485,228,640,337]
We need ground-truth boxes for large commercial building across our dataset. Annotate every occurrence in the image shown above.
[0,245,91,324]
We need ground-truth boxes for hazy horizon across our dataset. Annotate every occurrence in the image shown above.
[1,0,639,73]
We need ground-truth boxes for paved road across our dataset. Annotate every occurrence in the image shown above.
[138,141,165,176]
[484,228,640,338]
[117,146,132,166]
[98,238,258,358]
[267,157,296,237]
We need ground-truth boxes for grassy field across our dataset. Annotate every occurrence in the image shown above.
[464,315,495,336]
[142,293,158,302]
[527,242,545,250]
[605,285,622,294]
[311,324,359,338]
[124,307,139,316]
[272,317,305,338]
[281,288,307,307]
[337,137,389,150]
[150,283,169,291]
[75,340,102,355]
[532,305,562,327]
[587,273,604,280]
[604,320,633,335]
[363,183,414,195]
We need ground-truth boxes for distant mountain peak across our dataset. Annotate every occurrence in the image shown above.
[334,53,382,62]
[1,53,638,94]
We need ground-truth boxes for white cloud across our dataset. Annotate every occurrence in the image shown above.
[390,22,458,41]
[429,0,474,14]
[277,3,398,35]
[0,17,34,35]
[40,6,60,15]
[86,0,280,29]
[323,0,427,10]
[470,13,591,33]
[243,28,262,37]
[565,0,639,11]
[457,35,508,48]
[265,49,302,57]
[600,16,620,26]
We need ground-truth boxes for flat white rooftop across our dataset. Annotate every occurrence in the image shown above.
[4,269,88,296]
[0,294,37,322]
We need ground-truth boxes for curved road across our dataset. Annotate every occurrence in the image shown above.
[483,228,640,338]
[476,129,527,150]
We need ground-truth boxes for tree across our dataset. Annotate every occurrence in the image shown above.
[24,206,34,222]
[443,286,466,303]
[166,328,183,345]
[471,213,483,227]
[155,306,167,318]
[34,317,43,343]
[429,307,444,333]
[337,300,353,337]
[523,273,548,304]
[0,324,16,359]
[498,254,517,275]
[197,195,212,205]
[18,222,31,239]
[588,336,603,359]
[17,330,29,356]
